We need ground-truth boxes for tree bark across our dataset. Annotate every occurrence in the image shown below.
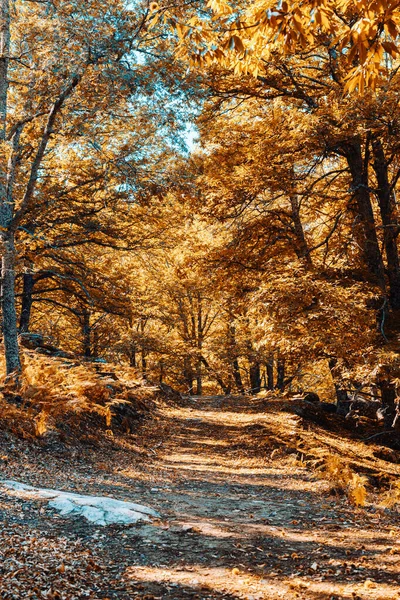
[140,316,147,377]
[372,138,400,309]
[276,356,285,391]
[183,356,194,395]
[0,0,9,141]
[343,139,386,287]
[1,233,21,374]
[141,350,147,377]
[19,272,34,333]
[246,335,261,393]
[266,355,274,390]
[290,195,312,267]
[379,379,396,429]
[249,362,261,393]
[232,357,244,393]
[0,0,19,377]
[128,343,136,367]
[92,328,99,359]
[227,321,244,393]
[196,359,202,395]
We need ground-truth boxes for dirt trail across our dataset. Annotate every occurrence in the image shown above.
[1,396,400,599]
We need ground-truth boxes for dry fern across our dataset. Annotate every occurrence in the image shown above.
[0,348,151,438]
[380,481,400,509]
[34,411,48,437]
[318,454,368,506]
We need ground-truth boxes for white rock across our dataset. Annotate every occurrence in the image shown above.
[1,480,160,526]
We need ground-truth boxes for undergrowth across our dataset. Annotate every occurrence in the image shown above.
[0,349,155,440]
[317,454,368,506]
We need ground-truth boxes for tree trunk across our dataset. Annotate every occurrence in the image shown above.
[92,328,99,359]
[1,233,21,375]
[372,138,400,309]
[246,335,261,393]
[196,360,202,395]
[0,0,9,141]
[290,195,312,267]
[19,272,34,333]
[128,343,136,367]
[0,1,19,377]
[183,356,194,395]
[228,321,244,393]
[249,362,261,393]
[344,139,385,287]
[379,379,396,429]
[266,355,274,390]
[276,356,285,391]
[141,350,147,377]
[232,357,244,393]
[139,317,147,377]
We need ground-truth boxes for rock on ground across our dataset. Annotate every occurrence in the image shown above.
[0,480,160,526]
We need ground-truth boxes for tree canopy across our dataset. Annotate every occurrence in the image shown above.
[0,0,400,428]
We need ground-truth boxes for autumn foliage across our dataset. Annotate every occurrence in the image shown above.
[0,0,399,446]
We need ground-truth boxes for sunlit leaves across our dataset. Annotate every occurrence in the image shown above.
[165,0,400,93]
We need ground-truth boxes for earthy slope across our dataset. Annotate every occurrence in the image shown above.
[1,395,400,599]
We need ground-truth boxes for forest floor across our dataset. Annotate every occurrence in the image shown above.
[1,395,400,600]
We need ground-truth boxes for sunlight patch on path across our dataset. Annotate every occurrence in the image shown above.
[126,562,400,600]
[125,564,291,599]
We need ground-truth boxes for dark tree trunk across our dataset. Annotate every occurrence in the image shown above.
[129,344,136,367]
[344,139,386,287]
[246,335,261,394]
[139,317,147,377]
[372,138,400,309]
[0,1,19,378]
[232,357,244,393]
[266,356,274,390]
[249,362,261,393]
[141,351,147,377]
[290,195,312,267]
[92,328,99,359]
[1,232,21,375]
[196,360,202,395]
[276,357,285,391]
[19,271,34,333]
[379,379,397,429]
[228,321,244,392]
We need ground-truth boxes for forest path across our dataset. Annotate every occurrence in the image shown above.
[118,396,400,600]
[1,395,400,599]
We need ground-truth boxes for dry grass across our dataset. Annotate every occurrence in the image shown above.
[0,348,155,440]
[317,454,368,505]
